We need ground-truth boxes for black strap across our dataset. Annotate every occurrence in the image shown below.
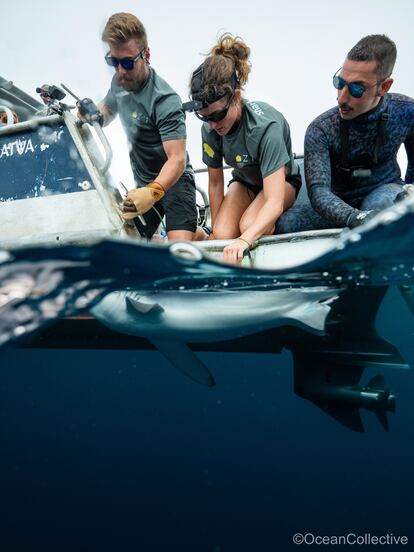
[339,119,351,168]
[374,111,389,164]
[338,105,389,170]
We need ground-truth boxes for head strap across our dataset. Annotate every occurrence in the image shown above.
[183,63,238,112]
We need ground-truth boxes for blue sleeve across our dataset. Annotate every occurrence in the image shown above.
[304,123,355,226]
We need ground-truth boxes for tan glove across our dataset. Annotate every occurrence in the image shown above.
[121,182,165,219]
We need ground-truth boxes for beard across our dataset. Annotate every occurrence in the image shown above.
[116,65,149,92]
[117,75,140,91]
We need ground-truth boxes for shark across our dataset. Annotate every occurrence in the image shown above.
[91,287,339,387]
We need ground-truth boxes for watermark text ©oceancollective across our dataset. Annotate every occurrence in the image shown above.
[292,533,409,546]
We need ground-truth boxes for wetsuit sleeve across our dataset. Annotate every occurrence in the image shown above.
[404,130,414,183]
[304,123,355,226]
[201,124,223,168]
[258,123,290,178]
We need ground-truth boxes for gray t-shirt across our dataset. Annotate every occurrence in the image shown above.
[201,100,298,187]
[104,67,193,185]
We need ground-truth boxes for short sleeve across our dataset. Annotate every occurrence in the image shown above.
[154,93,187,142]
[258,123,290,178]
[201,124,223,168]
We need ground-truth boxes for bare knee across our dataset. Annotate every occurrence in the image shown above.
[167,230,196,241]
[212,223,240,240]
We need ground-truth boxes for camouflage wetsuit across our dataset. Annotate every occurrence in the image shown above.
[277,93,414,232]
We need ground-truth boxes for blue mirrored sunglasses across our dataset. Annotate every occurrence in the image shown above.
[332,68,386,99]
[333,75,365,98]
[105,48,146,71]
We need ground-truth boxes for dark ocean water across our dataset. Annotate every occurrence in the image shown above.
[0,285,413,552]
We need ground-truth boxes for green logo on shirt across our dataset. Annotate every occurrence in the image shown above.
[203,143,215,158]
[235,154,249,165]
[132,111,150,124]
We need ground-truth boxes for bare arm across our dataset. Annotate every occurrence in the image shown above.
[222,166,291,264]
[240,166,287,244]
[208,167,225,226]
[97,101,116,127]
[121,138,186,217]
[156,138,186,191]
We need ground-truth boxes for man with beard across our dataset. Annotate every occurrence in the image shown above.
[97,12,199,240]
[277,34,414,232]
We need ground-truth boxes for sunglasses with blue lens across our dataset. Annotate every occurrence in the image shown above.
[332,68,387,99]
[105,48,146,71]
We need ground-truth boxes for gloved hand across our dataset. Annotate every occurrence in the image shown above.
[76,99,103,125]
[346,209,379,229]
[121,182,165,219]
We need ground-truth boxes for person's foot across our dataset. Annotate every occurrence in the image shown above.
[193,226,211,241]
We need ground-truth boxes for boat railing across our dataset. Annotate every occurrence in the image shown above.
[0,99,139,246]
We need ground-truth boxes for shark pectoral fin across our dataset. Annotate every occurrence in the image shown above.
[150,338,215,387]
[125,295,164,317]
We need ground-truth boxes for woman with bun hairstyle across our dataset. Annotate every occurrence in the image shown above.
[185,34,301,264]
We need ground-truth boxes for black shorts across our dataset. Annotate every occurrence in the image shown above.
[134,173,197,238]
[228,172,302,196]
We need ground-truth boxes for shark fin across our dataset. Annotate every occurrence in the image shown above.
[125,295,164,317]
[150,337,215,387]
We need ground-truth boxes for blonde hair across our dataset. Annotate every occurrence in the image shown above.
[200,33,251,100]
[102,12,147,48]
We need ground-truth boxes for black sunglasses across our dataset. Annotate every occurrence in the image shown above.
[195,94,234,123]
[105,48,146,71]
[332,68,385,99]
